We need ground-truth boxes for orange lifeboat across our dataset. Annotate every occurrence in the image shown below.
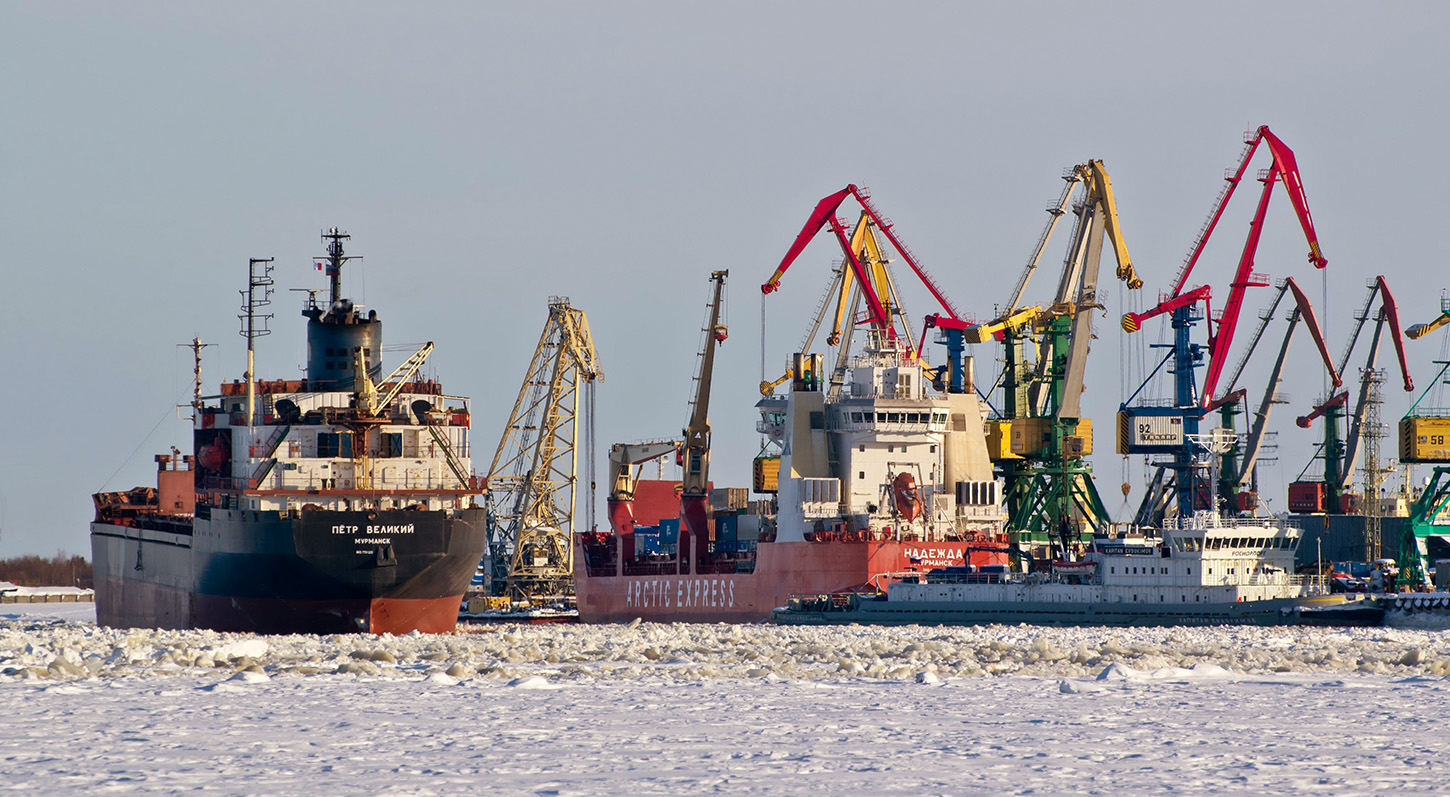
[891,472,923,522]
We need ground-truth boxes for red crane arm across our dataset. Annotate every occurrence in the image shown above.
[845,184,962,321]
[1199,168,1280,404]
[1297,391,1348,428]
[1259,127,1328,269]
[918,313,972,357]
[761,187,852,295]
[1283,276,1342,388]
[1121,285,1212,333]
[1371,275,1414,392]
[1170,126,1327,298]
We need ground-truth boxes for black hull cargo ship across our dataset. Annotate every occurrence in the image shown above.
[91,229,486,634]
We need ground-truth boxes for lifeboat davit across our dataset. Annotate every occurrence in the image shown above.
[891,472,923,522]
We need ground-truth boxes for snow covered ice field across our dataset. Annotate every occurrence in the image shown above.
[3,603,1449,794]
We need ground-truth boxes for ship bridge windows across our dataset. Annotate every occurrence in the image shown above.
[956,480,997,507]
[317,432,353,458]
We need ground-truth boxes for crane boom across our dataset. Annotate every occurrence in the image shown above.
[1236,278,1339,489]
[606,440,682,547]
[1055,159,1139,417]
[761,184,960,323]
[1005,171,1079,313]
[1337,280,1414,491]
[1170,125,1326,297]
[1086,160,1142,291]
[358,341,434,417]
[681,271,729,562]
[1334,276,1413,393]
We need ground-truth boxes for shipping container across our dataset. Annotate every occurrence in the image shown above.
[1400,417,1450,463]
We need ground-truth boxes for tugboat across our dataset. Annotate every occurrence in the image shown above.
[91,229,487,634]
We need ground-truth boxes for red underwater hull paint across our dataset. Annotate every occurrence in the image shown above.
[188,594,466,635]
[574,538,1007,623]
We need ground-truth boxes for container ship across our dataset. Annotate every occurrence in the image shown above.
[91,229,487,634]
[575,266,1010,623]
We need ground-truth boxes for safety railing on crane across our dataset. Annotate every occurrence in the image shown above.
[852,185,962,321]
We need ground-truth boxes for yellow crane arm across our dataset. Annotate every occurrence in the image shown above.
[356,342,435,417]
[759,369,794,396]
[1407,311,1450,340]
[965,305,1042,344]
[1084,159,1142,290]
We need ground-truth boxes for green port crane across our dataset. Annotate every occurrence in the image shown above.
[967,159,1141,562]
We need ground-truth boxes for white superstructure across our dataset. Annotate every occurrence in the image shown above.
[196,382,476,516]
[759,347,1005,544]
[894,511,1327,606]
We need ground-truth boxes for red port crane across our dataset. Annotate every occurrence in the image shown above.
[761,184,961,357]
[1291,276,1413,514]
[1121,125,1328,409]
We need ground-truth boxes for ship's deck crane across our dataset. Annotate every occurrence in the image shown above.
[483,298,603,601]
[356,341,434,418]
[606,439,682,559]
[1292,276,1412,515]
[681,271,729,566]
[1118,126,1328,522]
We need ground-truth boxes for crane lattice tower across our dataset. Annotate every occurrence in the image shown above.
[483,297,603,600]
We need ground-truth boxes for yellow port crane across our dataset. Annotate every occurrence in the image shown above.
[973,159,1141,559]
[484,297,603,601]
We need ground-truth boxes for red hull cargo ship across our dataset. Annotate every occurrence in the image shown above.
[576,343,1011,623]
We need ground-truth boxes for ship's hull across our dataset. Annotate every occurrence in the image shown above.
[573,538,1007,623]
[773,593,1380,628]
[91,506,486,634]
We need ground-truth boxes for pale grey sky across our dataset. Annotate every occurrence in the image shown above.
[3,2,1449,557]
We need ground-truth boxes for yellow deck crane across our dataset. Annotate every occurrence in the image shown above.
[344,341,473,491]
[483,298,603,602]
